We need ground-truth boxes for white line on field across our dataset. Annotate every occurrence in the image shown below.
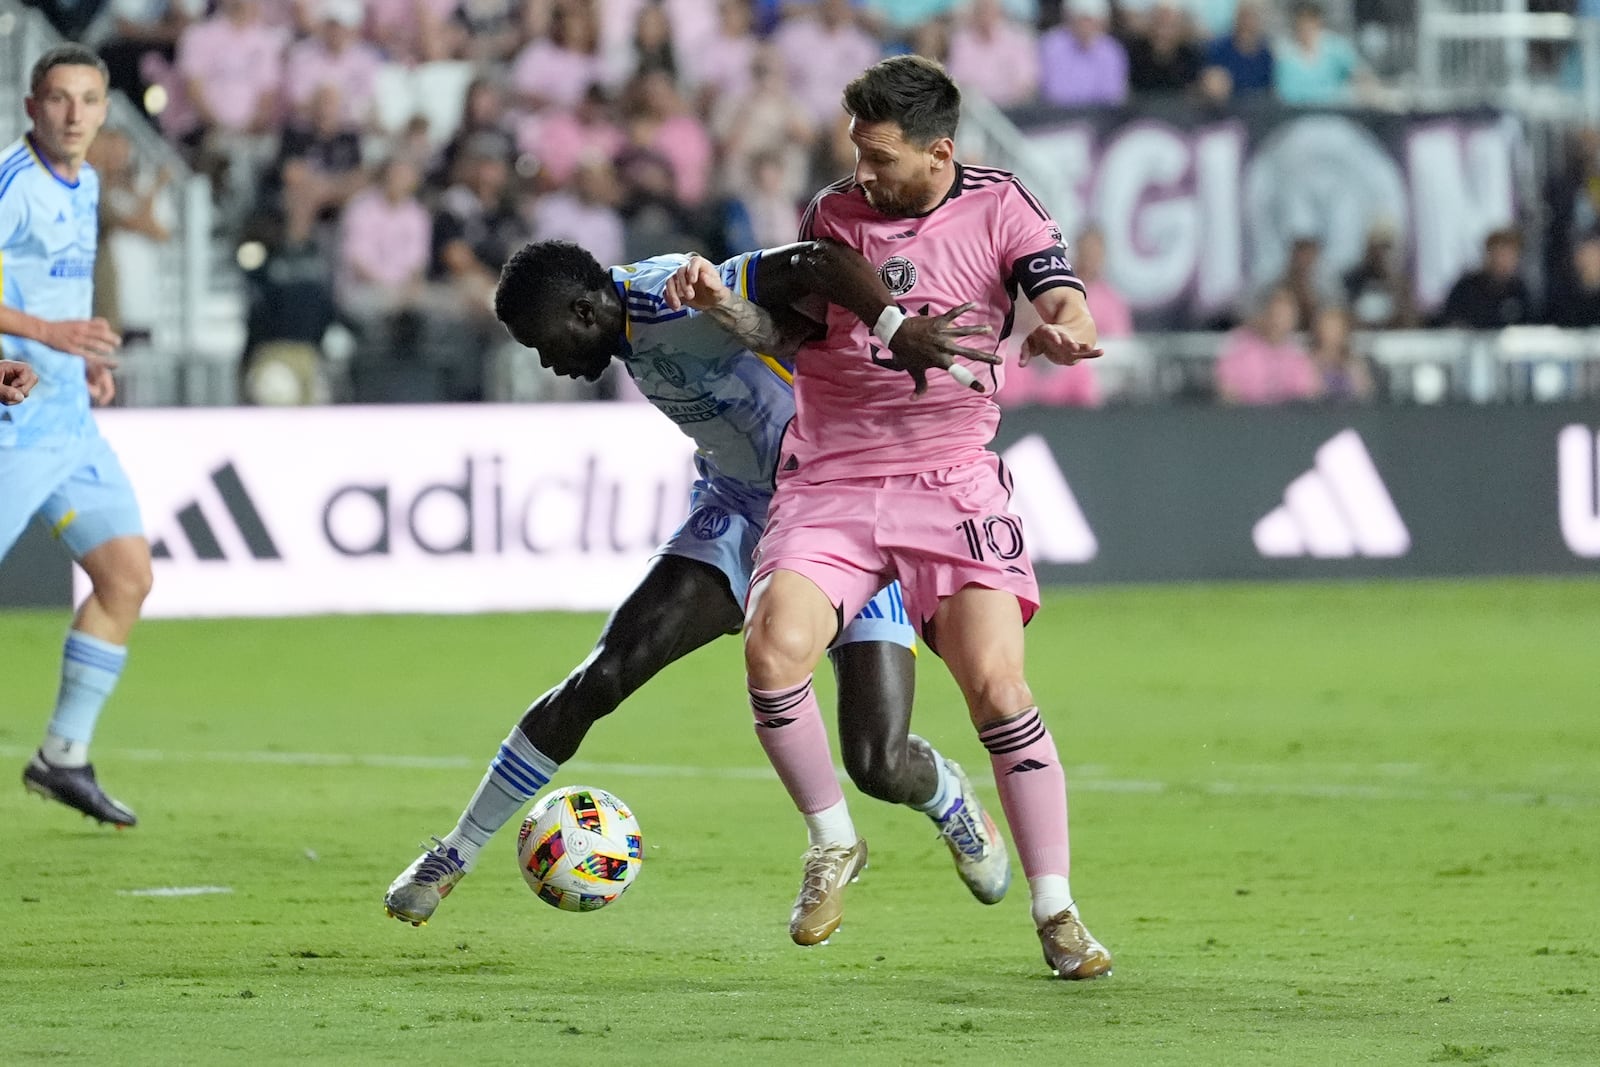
[0,745,1591,808]
[117,886,234,897]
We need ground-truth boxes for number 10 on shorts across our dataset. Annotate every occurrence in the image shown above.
[956,515,1025,562]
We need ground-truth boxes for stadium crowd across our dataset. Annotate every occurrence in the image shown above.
[36,0,1600,405]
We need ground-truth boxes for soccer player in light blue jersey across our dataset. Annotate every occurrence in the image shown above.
[384,239,1008,929]
[0,45,152,828]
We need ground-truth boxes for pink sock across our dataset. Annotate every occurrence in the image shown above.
[750,678,844,815]
[980,707,1070,879]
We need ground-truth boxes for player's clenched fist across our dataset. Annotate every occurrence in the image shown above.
[663,254,728,312]
[0,358,39,404]
[1020,323,1103,367]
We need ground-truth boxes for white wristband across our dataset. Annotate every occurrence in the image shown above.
[872,305,907,345]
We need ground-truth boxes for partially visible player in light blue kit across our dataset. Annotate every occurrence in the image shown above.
[0,45,151,828]
[385,240,1009,926]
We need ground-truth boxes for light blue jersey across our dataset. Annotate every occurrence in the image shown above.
[0,135,99,449]
[617,252,913,648]
[0,135,141,561]
[614,252,794,503]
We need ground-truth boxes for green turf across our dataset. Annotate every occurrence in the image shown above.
[2,578,1597,1065]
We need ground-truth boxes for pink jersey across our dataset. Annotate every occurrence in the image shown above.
[785,164,1082,484]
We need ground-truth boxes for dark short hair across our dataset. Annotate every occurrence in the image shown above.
[842,55,960,147]
[1291,1,1323,20]
[494,240,612,326]
[1485,227,1523,251]
[30,44,109,96]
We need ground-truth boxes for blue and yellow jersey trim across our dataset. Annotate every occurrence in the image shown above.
[738,255,793,386]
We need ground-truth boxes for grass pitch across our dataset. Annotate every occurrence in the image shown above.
[2,578,1597,1065]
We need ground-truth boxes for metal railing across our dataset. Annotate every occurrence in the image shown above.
[1416,0,1600,122]
[484,327,1600,406]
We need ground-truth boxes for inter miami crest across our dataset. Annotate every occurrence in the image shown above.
[879,255,918,296]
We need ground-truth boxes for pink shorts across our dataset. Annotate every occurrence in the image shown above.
[751,452,1041,640]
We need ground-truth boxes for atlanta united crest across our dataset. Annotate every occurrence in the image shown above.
[879,255,918,296]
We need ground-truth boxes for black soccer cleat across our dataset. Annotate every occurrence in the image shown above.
[23,754,138,828]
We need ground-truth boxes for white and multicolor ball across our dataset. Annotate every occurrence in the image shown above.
[516,786,642,912]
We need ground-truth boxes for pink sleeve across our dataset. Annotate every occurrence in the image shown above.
[993,177,1064,265]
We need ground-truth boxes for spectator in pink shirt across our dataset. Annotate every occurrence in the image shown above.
[689,0,761,113]
[598,0,720,88]
[177,0,287,135]
[510,0,608,112]
[367,0,464,64]
[283,0,384,130]
[519,84,625,190]
[175,0,289,227]
[771,0,883,129]
[338,157,433,335]
[530,159,627,269]
[1038,0,1128,108]
[1215,285,1322,404]
[710,46,816,204]
[946,0,1040,108]
[620,70,712,209]
[1077,226,1132,338]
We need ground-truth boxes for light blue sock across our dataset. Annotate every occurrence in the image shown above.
[42,631,128,767]
[440,727,559,867]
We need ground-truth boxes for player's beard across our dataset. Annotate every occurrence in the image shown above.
[864,176,938,218]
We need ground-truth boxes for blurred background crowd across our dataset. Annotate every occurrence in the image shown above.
[10,0,1600,407]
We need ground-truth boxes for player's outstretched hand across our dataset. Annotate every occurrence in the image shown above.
[0,358,38,404]
[1020,322,1103,367]
[85,356,117,406]
[882,302,995,397]
[40,316,122,361]
[663,254,729,312]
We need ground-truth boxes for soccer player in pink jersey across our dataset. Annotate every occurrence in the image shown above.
[739,55,1113,978]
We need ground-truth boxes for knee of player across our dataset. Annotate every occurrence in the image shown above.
[98,555,154,608]
[743,619,822,684]
[966,677,1036,727]
[842,739,912,803]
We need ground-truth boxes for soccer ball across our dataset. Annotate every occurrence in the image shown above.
[516,785,643,912]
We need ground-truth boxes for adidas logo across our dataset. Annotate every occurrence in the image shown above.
[1252,430,1409,559]
[998,434,1096,563]
[1558,424,1600,557]
[150,463,281,562]
[754,716,796,729]
[1005,759,1049,774]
